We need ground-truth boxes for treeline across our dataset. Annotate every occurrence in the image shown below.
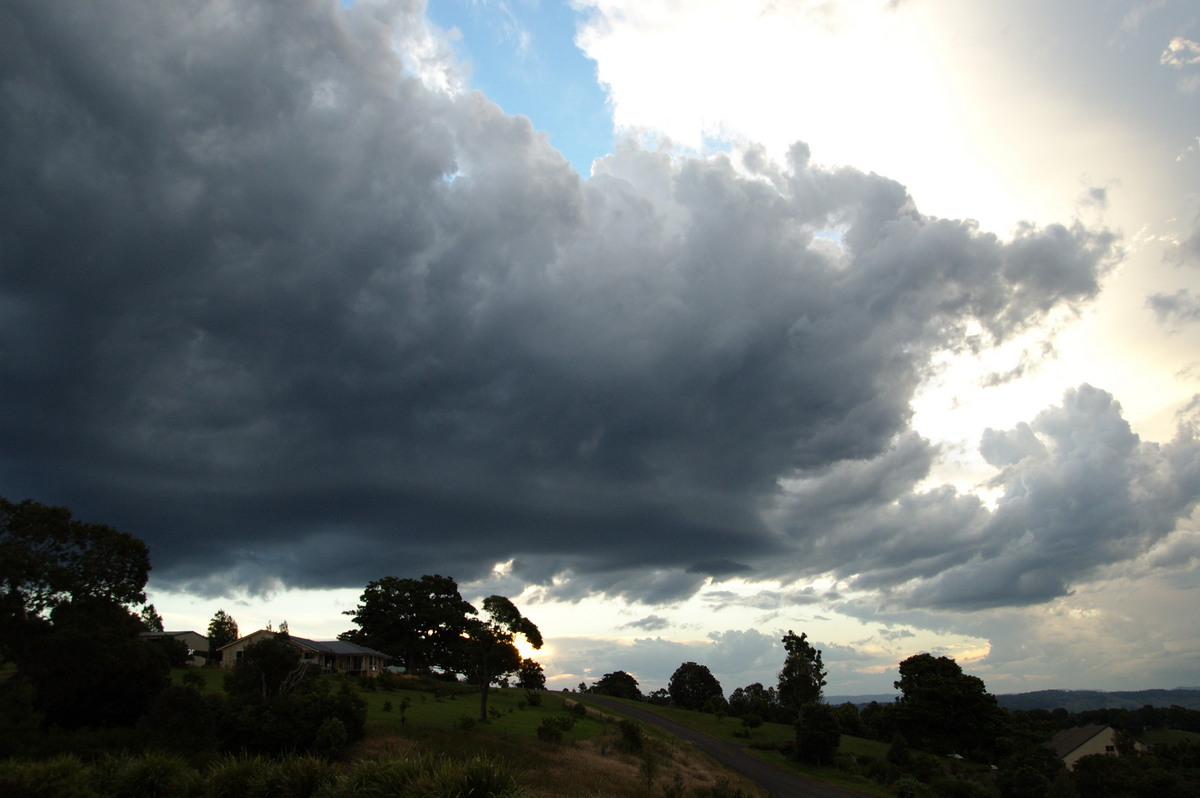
[0,499,546,761]
[581,636,1200,797]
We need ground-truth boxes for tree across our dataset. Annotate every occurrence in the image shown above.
[462,595,542,721]
[1,497,151,659]
[517,658,546,690]
[893,653,1007,757]
[729,682,787,723]
[778,630,826,718]
[795,701,841,764]
[340,574,475,674]
[18,596,172,728]
[591,670,643,700]
[140,604,165,632]
[207,609,239,664]
[224,631,313,698]
[668,661,724,711]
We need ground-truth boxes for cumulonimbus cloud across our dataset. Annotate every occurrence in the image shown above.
[7,0,1189,616]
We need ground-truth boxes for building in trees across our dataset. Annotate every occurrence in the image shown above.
[340,574,475,674]
[219,629,389,676]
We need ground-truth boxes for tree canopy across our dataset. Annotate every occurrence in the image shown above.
[207,609,239,663]
[668,661,724,711]
[893,652,1006,756]
[1,497,151,657]
[777,630,826,717]
[340,574,475,674]
[462,595,542,720]
[591,670,643,701]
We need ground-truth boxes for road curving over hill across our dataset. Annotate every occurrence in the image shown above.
[580,695,871,798]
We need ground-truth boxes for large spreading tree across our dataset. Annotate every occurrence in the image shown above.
[590,670,644,700]
[893,653,1007,756]
[0,497,169,730]
[1,497,151,656]
[668,661,724,711]
[340,574,475,674]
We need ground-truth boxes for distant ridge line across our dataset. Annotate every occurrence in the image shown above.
[825,688,1200,712]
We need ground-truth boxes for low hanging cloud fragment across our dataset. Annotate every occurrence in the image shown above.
[4,0,1185,615]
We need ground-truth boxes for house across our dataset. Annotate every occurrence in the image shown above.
[1048,724,1119,770]
[217,629,390,676]
[140,630,209,667]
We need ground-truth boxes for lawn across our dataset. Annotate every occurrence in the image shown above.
[574,696,893,797]
[168,670,766,797]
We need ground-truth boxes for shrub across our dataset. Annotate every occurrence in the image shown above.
[261,756,336,798]
[318,758,428,798]
[203,754,274,798]
[103,751,198,798]
[536,716,577,744]
[617,719,644,754]
[410,755,520,798]
[312,718,349,761]
[139,685,219,755]
[0,754,99,798]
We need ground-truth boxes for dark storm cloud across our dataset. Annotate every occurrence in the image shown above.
[623,615,670,632]
[1,0,1158,610]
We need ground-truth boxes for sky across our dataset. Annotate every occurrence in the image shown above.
[3,0,1200,698]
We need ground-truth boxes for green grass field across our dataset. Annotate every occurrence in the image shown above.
[572,696,893,797]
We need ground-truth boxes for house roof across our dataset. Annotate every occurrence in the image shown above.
[140,630,207,640]
[1048,725,1110,758]
[217,629,389,658]
[287,634,390,658]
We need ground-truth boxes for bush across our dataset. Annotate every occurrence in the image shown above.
[139,685,219,755]
[0,754,99,798]
[317,755,521,798]
[102,751,198,798]
[217,685,366,757]
[617,719,644,754]
[536,716,576,744]
[794,702,840,765]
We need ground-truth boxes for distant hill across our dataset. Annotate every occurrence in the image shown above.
[827,689,1200,712]
[995,689,1200,712]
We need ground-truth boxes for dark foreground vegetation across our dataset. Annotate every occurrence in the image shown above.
[5,496,1200,797]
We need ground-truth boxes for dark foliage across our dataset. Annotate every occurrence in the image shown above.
[340,574,474,674]
[894,653,1006,758]
[224,632,315,698]
[590,670,643,701]
[138,685,220,755]
[517,658,546,690]
[667,661,723,711]
[794,702,840,765]
[778,630,826,718]
[217,682,366,757]
[19,597,171,729]
[206,609,239,665]
[728,682,789,724]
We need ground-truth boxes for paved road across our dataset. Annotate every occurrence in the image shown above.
[580,696,871,798]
